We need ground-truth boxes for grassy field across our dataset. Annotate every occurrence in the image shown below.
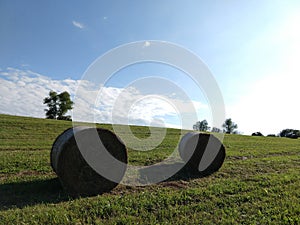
[0,114,299,224]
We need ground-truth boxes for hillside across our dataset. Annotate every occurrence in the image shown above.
[0,114,299,224]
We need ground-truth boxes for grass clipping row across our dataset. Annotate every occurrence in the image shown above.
[51,127,128,197]
[179,132,226,175]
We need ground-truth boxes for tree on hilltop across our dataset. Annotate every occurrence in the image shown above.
[193,119,210,132]
[43,91,73,120]
[222,118,238,134]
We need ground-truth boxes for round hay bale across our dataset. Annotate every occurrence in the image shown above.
[51,127,128,197]
[179,132,225,175]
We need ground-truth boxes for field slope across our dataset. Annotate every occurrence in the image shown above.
[0,114,299,224]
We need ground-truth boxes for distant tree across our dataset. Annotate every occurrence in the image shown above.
[267,134,276,137]
[252,132,263,136]
[193,119,210,132]
[279,129,299,139]
[222,118,238,134]
[43,91,73,120]
[211,127,221,133]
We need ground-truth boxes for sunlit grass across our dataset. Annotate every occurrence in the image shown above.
[0,114,299,224]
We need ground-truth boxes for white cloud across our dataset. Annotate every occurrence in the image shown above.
[0,68,79,118]
[0,68,206,130]
[77,85,200,129]
[143,41,151,48]
[72,20,85,29]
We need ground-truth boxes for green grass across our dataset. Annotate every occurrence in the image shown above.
[0,114,299,224]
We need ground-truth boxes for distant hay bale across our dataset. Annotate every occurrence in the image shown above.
[179,132,225,175]
[252,132,263,136]
[51,127,128,197]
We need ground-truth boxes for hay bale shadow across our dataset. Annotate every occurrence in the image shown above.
[167,163,209,181]
[0,178,69,210]
[138,162,215,185]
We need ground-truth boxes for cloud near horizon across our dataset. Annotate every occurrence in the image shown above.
[0,68,205,129]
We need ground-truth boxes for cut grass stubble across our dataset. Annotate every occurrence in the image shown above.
[0,114,299,224]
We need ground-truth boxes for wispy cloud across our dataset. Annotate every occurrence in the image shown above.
[72,20,85,29]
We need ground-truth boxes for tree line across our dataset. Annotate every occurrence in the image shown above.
[193,118,238,134]
[193,119,299,139]
[43,90,298,139]
[252,129,300,139]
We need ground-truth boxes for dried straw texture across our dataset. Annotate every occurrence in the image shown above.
[51,127,127,197]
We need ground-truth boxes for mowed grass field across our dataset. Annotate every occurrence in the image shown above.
[0,114,299,224]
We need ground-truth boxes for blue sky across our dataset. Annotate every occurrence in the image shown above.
[1,0,300,134]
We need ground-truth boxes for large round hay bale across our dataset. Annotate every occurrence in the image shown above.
[51,127,128,197]
[179,132,225,175]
